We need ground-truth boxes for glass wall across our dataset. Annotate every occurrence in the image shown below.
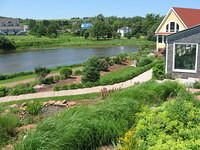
[174,44,197,71]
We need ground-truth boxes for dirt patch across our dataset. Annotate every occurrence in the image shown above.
[101,60,133,75]
[38,75,81,92]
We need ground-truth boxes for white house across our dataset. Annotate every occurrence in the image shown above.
[117,27,132,37]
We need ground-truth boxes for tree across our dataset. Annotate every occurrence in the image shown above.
[34,67,50,83]
[48,23,58,38]
[82,56,100,83]
[125,32,132,39]
[89,14,113,40]
[59,67,72,79]
[84,31,90,39]
[0,36,16,50]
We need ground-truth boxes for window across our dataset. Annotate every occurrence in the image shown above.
[166,24,169,32]
[176,24,179,32]
[158,35,163,43]
[173,43,198,72]
[166,22,180,33]
[164,36,167,43]
[170,22,175,32]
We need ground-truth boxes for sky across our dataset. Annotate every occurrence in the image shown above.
[0,0,200,19]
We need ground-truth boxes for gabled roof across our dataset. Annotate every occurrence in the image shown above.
[155,7,200,34]
[173,7,200,28]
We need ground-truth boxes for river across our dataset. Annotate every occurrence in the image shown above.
[0,46,138,74]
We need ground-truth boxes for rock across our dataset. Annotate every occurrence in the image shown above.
[47,101,56,105]
[21,102,27,107]
[54,101,67,107]
[10,104,18,108]
[62,100,68,104]
[67,101,77,107]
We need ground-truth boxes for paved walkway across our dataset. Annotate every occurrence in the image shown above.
[0,69,152,103]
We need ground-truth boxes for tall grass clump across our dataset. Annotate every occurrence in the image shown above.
[26,102,43,115]
[0,114,19,147]
[15,81,183,150]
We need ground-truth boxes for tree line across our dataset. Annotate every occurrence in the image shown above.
[23,13,163,41]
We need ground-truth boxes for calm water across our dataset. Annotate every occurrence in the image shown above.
[0,46,138,74]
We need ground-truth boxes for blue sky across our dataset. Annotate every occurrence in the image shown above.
[0,0,200,19]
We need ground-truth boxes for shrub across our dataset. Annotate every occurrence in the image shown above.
[193,81,200,89]
[0,86,8,97]
[15,81,183,150]
[9,84,36,96]
[0,74,6,80]
[59,67,72,79]
[34,67,50,83]
[82,56,100,83]
[73,70,82,75]
[104,56,114,66]
[53,75,61,82]
[0,71,34,81]
[153,60,166,80]
[120,100,200,150]
[0,36,16,50]
[54,63,153,91]
[99,59,109,71]
[42,77,55,84]
[9,87,36,96]
[26,102,43,115]
[137,57,152,67]
[112,54,127,64]
[0,114,19,146]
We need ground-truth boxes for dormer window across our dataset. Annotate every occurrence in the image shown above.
[166,22,180,33]
[170,22,175,32]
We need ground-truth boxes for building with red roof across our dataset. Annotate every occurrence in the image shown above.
[155,7,200,51]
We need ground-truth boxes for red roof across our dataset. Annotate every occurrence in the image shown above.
[173,7,200,27]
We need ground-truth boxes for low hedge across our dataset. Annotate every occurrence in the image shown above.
[0,82,38,97]
[0,63,82,81]
[54,63,154,91]
[0,71,34,80]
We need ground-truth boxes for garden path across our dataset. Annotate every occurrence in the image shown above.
[0,69,152,103]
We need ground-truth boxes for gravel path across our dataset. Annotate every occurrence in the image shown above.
[0,69,152,103]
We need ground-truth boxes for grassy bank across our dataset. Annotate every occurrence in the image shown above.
[14,81,183,150]
[6,34,155,52]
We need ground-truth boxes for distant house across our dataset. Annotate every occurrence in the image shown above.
[117,27,132,37]
[0,18,29,35]
[155,7,200,51]
[81,23,93,30]
[166,24,200,79]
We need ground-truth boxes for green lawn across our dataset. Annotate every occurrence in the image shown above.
[6,34,155,51]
